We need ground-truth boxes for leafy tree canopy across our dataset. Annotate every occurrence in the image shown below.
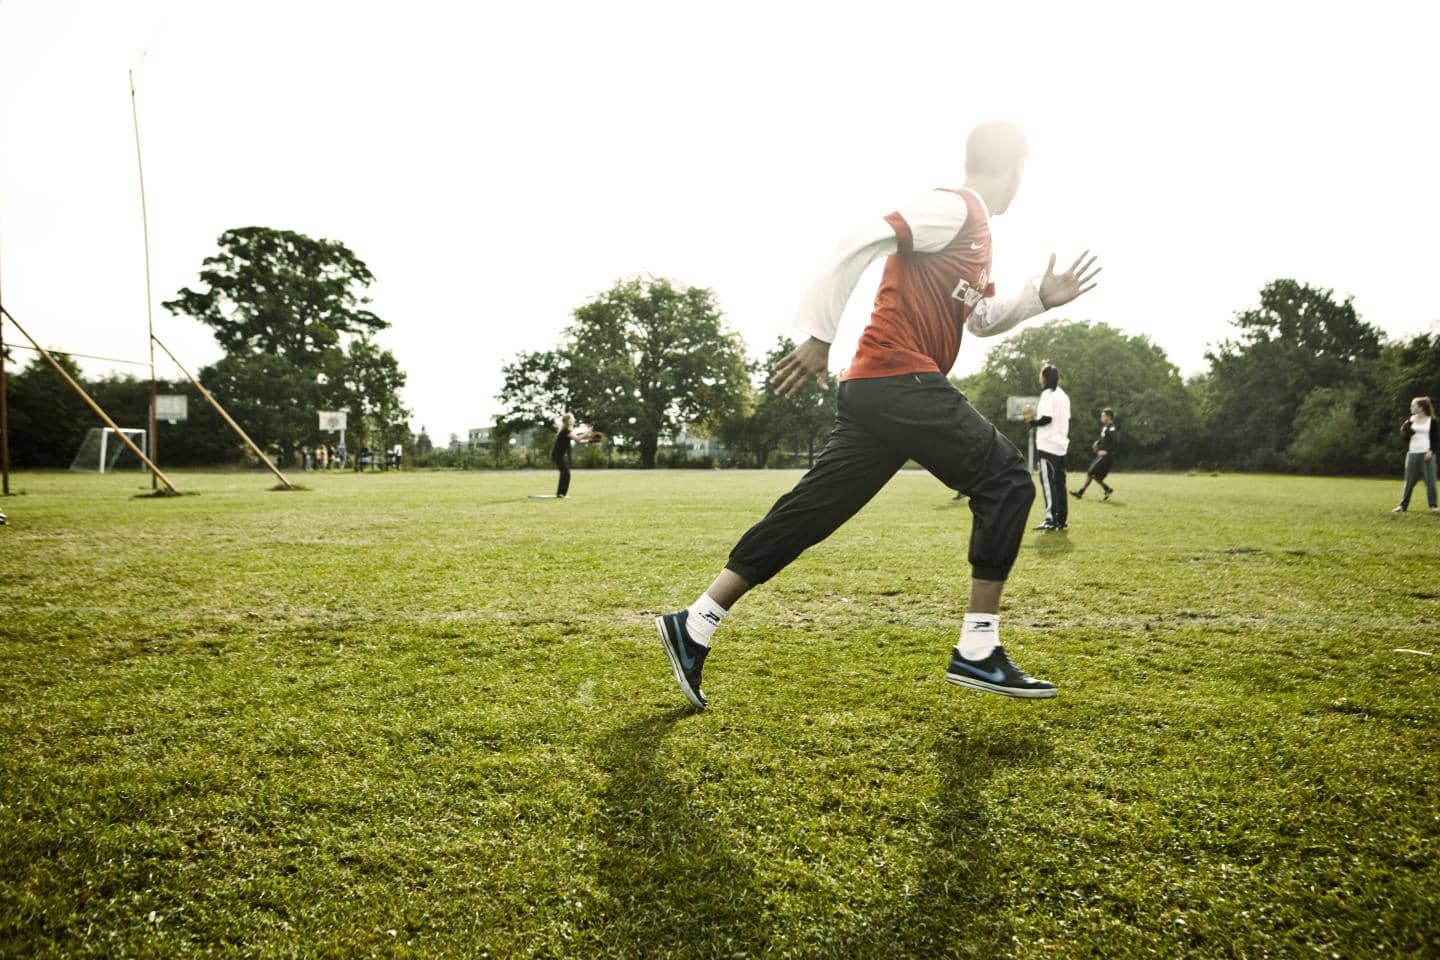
[955,320,1196,465]
[501,276,750,467]
[163,227,408,458]
[1200,280,1383,469]
[163,227,385,364]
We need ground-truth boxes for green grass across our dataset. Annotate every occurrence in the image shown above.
[1,467,1436,959]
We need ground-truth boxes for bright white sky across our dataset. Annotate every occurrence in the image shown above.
[3,0,1438,443]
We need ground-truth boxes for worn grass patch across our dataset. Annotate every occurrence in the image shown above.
[1,468,1436,958]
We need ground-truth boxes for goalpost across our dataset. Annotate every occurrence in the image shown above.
[70,427,148,473]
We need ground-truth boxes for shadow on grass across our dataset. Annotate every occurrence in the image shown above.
[835,726,1053,956]
[585,708,770,957]
[1028,531,1075,557]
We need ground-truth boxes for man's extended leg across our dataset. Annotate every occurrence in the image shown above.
[888,377,1053,697]
[657,386,905,709]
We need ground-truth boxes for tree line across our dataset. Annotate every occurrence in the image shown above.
[4,225,1436,476]
[3,227,410,469]
[497,276,1439,475]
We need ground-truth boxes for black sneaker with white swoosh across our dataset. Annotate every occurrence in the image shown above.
[656,611,709,710]
[945,644,1057,699]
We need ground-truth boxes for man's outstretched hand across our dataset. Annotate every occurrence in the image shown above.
[1038,251,1102,309]
[771,336,831,399]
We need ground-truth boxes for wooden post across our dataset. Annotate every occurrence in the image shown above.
[130,70,160,490]
[1,223,9,496]
[150,333,293,490]
[1,306,178,494]
[1,308,10,497]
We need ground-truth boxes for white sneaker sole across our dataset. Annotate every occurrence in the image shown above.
[945,673,1058,699]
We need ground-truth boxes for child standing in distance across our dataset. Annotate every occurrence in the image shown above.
[654,120,1101,710]
[1072,407,1119,501]
[1394,396,1438,513]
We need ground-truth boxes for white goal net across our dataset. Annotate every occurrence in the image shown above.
[69,428,148,473]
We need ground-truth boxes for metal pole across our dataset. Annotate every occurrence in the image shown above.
[1,312,10,496]
[0,221,10,496]
[1,306,179,493]
[130,70,159,490]
[151,333,294,490]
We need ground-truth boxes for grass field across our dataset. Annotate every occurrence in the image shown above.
[1,467,1436,958]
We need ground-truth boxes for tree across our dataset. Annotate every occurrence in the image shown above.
[1199,280,1383,470]
[496,350,571,429]
[4,354,93,468]
[955,320,1197,467]
[1286,385,1372,475]
[332,333,409,454]
[555,276,750,468]
[163,227,408,460]
[723,336,838,467]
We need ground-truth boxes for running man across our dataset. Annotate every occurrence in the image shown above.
[655,121,1101,709]
[1027,364,1070,530]
[1072,407,1119,501]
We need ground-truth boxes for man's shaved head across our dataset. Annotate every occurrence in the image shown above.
[965,121,1028,178]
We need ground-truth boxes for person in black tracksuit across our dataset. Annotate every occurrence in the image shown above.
[1072,407,1118,501]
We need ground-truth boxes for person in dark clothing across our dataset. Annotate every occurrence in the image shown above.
[550,413,600,498]
[1072,407,1118,500]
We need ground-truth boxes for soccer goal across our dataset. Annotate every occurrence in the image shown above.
[70,428,149,473]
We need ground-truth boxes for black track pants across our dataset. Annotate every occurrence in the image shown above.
[1037,450,1067,526]
[726,373,1035,585]
[554,451,572,497]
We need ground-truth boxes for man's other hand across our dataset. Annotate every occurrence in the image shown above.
[1038,251,1102,309]
[771,337,831,399]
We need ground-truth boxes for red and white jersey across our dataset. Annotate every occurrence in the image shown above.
[792,187,1045,380]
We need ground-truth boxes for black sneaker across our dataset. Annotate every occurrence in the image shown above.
[656,611,709,709]
[945,645,1057,699]
[1069,489,1083,499]
[1102,487,1113,501]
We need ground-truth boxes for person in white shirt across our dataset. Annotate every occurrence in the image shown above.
[1394,396,1438,513]
[1026,364,1071,530]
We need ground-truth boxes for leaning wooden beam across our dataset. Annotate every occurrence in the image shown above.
[1,306,178,494]
[150,333,294,490]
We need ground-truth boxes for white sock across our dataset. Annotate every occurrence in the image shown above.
[685,593,728,647]
[958,613,1000,660]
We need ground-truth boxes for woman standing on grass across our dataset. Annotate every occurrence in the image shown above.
[550,413,600,498]
[1394,396,1438,513]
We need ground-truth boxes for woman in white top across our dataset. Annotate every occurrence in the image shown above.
[1394,396,1438,513]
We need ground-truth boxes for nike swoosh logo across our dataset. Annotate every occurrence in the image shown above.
[670,616,693,669]
[951,660,1005,683]
[970,242,984,250]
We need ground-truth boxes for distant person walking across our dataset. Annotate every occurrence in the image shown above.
[1027,363,1070,530]
[1394,396,1438,513]
[1072,407,1118,501]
